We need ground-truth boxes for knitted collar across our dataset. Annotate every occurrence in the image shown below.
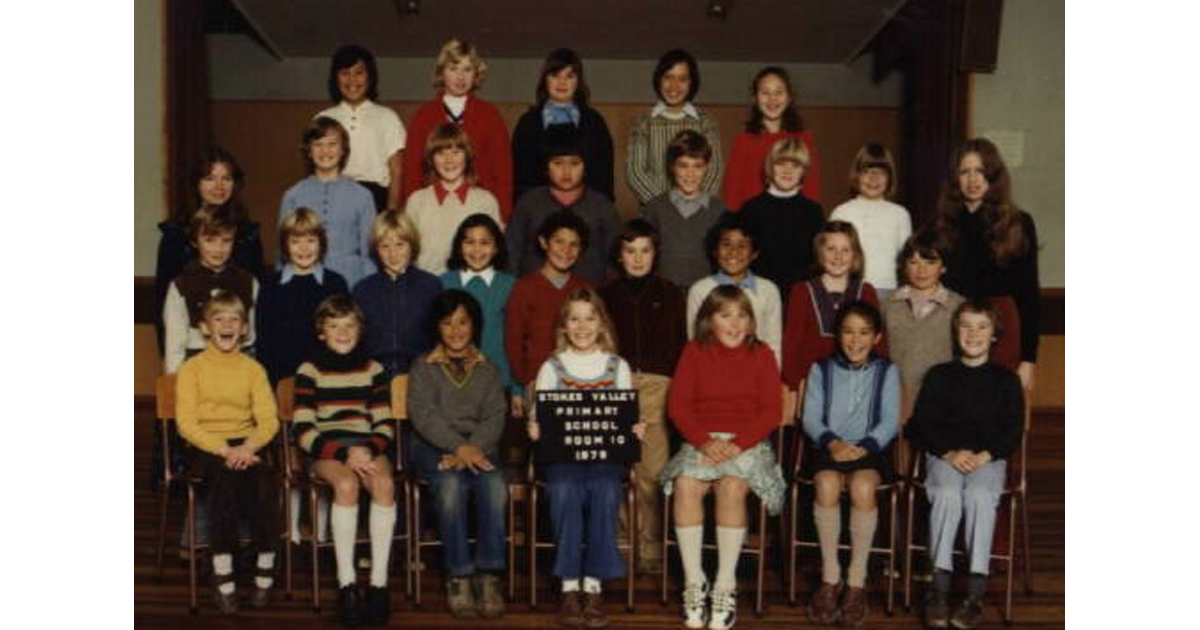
[310,344,371,372]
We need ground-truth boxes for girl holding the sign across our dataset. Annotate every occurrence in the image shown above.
[664,285,786,630]
[528,288,645,629]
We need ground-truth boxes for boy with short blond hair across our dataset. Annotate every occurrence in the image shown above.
[175,292,279,614]
[163,205,259,373]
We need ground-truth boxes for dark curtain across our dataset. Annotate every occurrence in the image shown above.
[166,0,211,220]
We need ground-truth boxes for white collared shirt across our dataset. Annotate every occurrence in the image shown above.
[651,100,700,120]
[460,267,496,287]
[316,100,406,186]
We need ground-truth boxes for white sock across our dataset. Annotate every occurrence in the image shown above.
[369,502,397,587]
[714,526,746,592]
[255,552,276,589]
[583,576,602,594]
[331,503,359,587]
[214,553,235,594]
[675,525,706,587]
[562,578,580,593]
[847,508,878,588]
[289,488,302,544]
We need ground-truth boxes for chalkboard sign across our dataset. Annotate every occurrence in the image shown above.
[534,389,640,464]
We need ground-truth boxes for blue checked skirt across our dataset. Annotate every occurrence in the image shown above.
[661,432,786,516]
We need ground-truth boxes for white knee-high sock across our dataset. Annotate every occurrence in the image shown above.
[369,502,397,587]
[814,504,842,585]
[847,508,878,588]
[256,552,276,589]
[714,526,746,592]
[675,525,705,586]
[331,504,358,587]
[213,553,235,594]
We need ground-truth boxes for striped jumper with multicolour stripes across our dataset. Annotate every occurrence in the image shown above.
[292,347,394,460]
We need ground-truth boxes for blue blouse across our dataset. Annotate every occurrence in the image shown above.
[279,175,377,288]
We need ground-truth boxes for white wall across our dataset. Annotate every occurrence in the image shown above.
[134,0,166,276]
[972,0,1065,287]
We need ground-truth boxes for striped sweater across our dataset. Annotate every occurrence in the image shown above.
[625,108,724,205]
[292,347,394,460]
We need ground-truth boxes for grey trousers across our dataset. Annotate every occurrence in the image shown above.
[925,454,1006,575]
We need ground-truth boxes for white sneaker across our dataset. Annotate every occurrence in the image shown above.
[708,587,737,630]
[682,581,709,629]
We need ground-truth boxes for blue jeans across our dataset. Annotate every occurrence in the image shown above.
[412,437,508,577]
[925,454,1006,575]
[544,462,625,580]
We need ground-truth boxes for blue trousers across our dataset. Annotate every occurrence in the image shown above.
[412,438,508,577]
[925,454,1007,575]
[544,462,626,580]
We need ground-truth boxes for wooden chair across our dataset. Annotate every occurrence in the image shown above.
[784,379,904,614]
[152,373,291,613]
[658,384,792,617]
[402,375,523,606]
[279,375,413,612]
[902,392,1034,626]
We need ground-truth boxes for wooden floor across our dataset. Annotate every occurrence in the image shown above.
[134,402,1064,629]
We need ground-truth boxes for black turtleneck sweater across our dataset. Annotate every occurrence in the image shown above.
[740,191,825,305]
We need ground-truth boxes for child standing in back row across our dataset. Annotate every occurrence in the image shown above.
[830,143,912,298]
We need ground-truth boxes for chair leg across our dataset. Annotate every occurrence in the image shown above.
[412,485,423,607]
[507,488,517,602]
[528,484,539,610]
[1020,491,1033,594]
[186,484,198,615]
[755,503,766,617]
[786,484,797,606]
[886,486,897,616]
[903,487,915,612]
[310,487,321,613]
[660,494,670,606]
[1004,495,1017,626]
[626,484,636,613]
[155,480,171,582]
[283,481,294,600]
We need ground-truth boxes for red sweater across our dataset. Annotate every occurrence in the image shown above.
[668,340,781,450]
[504,271,591,386]
[402,93,514,222]
[781,278,885,389]
[722,130,822,210]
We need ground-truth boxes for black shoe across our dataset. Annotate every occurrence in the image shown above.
[922,590,950,629]
[949,595,984,629]
[212,583,239,615]
[365,585,390,625]
[338,584,363,627]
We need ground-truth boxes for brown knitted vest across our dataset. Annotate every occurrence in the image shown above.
[173,260,255,326]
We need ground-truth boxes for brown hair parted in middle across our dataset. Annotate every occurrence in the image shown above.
[553,287,619,355]
[187,204,238,243]
[848,142,897,199]
[665,129,713,180]
[936,137,1030,265]
[421,122,475,186]
[813,220,866,280]
[313,293,366,336]
[693,284,759,349]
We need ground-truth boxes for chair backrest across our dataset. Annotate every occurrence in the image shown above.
[274,377,301,477]
[155,374,179,484]
[156,374,177,420]
[391,374,408,421]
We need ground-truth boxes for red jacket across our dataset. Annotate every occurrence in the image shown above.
[504,271,591,386]
[781,278,886,390]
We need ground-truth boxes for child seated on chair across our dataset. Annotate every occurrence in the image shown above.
[907,299,1023,630]
[664,285,785,630]
[175,291,279,614]
[526,288,645,629]
[408,289,509,619]
[292,294,397,627]
[801,301,899,627]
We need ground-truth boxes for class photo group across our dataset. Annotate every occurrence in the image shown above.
[146,29,1051,630]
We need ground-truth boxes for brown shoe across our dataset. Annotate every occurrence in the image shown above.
[473,573,505,619]
[840,586,868,627]
[581,591,609,629]
[808,581,842,624]
[558,590,584,628]
[446,576,478,619]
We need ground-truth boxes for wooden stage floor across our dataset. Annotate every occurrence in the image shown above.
[134,402,1064,629]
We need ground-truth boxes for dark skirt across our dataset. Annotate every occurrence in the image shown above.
[802,445,895,482]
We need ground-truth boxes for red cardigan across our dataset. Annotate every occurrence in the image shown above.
[668,340,781,450]
[781,278,885,390]
[402,93,514,222]
[503,271,591,386]
[722,130,822,211]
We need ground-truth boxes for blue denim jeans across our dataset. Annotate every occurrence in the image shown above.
[412,437,508,577]
[544,462,626,580]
